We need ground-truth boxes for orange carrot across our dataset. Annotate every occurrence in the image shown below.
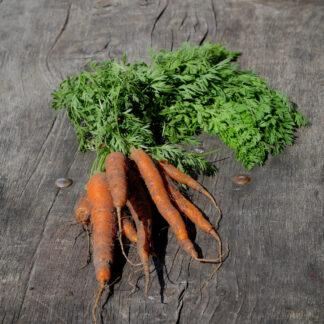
[121,212,138,243]
[105,152,135,265]
[157,160,222,228]
[87,172,117,323]
[127,167,151,294]
[75,193,92,227]
[75,194,136,243]
[130,149,197,259]
[74,193,93,268]
[105,152,128,212]
[161,173,217,238]
[56,194,92,238]
[161,171,222,263]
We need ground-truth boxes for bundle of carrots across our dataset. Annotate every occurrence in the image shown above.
[52,42,308,322]
[74,149,224,322]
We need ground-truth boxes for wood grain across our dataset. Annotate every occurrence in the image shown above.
[0,0,323,323]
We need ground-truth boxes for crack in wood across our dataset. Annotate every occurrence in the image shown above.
[18,115,57,201]
[103,39,111,50]
[208,298,222,322]
[13,144,78,322]
[14,188,60,323]
[193,12,200,32]
[175,281,188,324]
[210,0,217,29]
[150,0,169,46]
[167,245,181,277]
[200,288,210,316]
[233,295,245,323]
[199,28,209,46]
[179,12,187,30]
[45,0,73,76]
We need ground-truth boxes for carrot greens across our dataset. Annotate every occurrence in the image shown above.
[52,42,309,172]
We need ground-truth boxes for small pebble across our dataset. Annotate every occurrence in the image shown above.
[55,177,73,188]
[233,174,251,185]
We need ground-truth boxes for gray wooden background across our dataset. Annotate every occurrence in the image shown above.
[1,0,323,323]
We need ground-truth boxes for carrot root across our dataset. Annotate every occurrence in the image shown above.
[92,285,105,324]
[55,221,79,239]
[127,166,152,295]
[79,226,91,270]
[127,268,143,298]
[117,207,141,267]
[198,244,230,290]
[121,213,138,243]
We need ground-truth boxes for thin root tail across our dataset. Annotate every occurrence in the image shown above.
[55,222,79,239]
[117,207,141,267]
[79,226,91,270]
[193,244,229,263]
[92,286,105,324]
[199,244,230,290]
[127,268,142,298]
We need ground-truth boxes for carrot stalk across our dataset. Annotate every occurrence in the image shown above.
[157,160,222,229]
[87,172,117,324]
[130,149,198,259]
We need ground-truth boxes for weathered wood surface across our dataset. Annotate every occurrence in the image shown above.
[0,0,323,323]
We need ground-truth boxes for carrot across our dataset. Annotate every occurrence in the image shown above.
[127,167,151,294]
[75,194,136,243]
[74,193,93,269]
[157,160,222,229]
[105,152,128,212]
[105,152,136,265]
[160,171,223,263]
[56,193,92,247]
[121,212,138,243]
[75,193,92,227]
[87,172,117,323]
[130,149,198,259]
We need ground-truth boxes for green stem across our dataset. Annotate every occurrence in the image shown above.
[114,85,121,137]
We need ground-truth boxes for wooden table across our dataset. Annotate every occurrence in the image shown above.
[1,0,323,323]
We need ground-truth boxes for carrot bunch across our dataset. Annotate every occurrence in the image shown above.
[51,42,309,324]
[74,149,224,323]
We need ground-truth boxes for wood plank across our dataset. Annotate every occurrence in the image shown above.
[0,0,323,323]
